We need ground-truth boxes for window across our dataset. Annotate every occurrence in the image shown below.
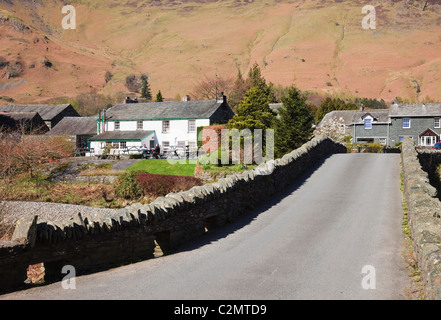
[364,118,372,130]
[435,118,440,129]
[120,141,127,149]
[162,141,170,150]
[112,142,119,149]
[162,120,170,133]
[114,121,120,130]
[188,140,197,151]
[188,120,196,133]
[137,121,143,130]
[402,118,411,129]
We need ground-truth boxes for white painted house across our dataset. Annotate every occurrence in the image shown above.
[88,96,234,154]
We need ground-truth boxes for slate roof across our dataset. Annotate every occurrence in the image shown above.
[319,110,358,126]
[319,109,391,126]
[103,100,227,120]
[389,103,441,117]
[89,130,155,141]
[0,111,40,121]
[0,112,48,132]
[351,109,390,124]
[0,104,75,121]
[47,117,97,136]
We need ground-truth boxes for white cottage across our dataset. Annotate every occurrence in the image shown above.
[89,95,234,154]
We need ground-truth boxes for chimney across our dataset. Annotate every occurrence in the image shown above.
[360,103,364,111]
[217,92,226,104]
[182,95,191,101]
[124,96,138,104]
[98,110,101,134]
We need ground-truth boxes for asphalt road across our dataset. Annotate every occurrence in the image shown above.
[1,153,410,300]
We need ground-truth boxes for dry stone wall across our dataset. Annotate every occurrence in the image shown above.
[401,137,441,300]
[0,136,346,293]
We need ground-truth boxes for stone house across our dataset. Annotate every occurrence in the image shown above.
[350,109,391,145]
[46,117,97,152]
[0,104,80,130]
[0,111,49,133]
[320,102,441,147]
[388,102,441,147]
[89,95,235,154]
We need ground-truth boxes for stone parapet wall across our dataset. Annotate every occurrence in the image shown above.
[0,135,346,293]
[401,137,441,300]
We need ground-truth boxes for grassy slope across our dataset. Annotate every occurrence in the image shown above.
[1,0,441,104]
[128,159,196,177]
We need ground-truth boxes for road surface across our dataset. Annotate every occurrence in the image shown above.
[1,153,410,300]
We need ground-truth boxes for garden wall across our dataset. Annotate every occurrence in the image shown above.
[0,136,346,293]
[401,137,441,300]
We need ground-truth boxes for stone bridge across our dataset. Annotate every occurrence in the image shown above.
[1,136,441,299]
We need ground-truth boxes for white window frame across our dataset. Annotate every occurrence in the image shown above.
[188,119,196,133]
[137,120,143,130]
[434,118,440,129]
[114,121,120,130]
[402,118,411,129]
[364,118,372,130]
[162,141,170,150]
[188,140,197,151]
[162,120,170,133]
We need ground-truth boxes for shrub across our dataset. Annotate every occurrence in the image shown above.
[364,143,382,153]
[136,173,203,197]
[0,56,8,68]
[0,134,74,178]
[115,170,144,199]
[105,71,113,83]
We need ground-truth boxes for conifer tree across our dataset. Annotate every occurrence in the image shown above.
[274,86,314,158]
[155,90,163,102]
[140,75,152,101]
[227,86,276,131]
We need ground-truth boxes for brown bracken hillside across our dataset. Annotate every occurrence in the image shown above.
[1,0,441,105]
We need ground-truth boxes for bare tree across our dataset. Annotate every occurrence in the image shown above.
[0,129,74,179]
[191,74,234,100]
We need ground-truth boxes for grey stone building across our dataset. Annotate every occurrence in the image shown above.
[388,102,441,147]
[0,104,80,130]
[350,109,391,145]
[47,117,97,151]
[319,102,441,147]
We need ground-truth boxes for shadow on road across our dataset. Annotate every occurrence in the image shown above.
[171,155,333,255]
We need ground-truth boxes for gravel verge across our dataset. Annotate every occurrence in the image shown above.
[0,201,118,226]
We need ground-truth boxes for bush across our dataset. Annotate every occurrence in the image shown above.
[364,143,382,153]
[136,173,203,197]
[0,134,74,178]
[115,170,144,199]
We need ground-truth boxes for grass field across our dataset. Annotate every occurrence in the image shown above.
[127,159,197,177]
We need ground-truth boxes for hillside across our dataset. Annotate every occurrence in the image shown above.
[1,0,441,106]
